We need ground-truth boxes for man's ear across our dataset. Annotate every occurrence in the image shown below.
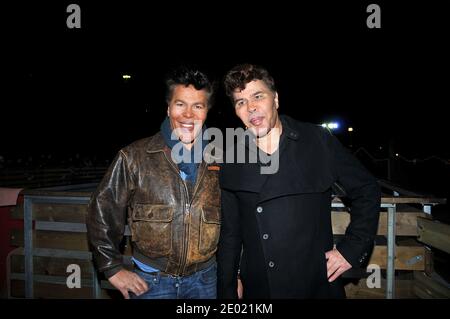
[167,106,170,117]
[274,92,279,109]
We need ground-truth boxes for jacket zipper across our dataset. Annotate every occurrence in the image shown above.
[178,162,208,274]
[162,151,191,275]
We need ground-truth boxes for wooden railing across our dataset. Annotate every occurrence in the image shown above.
[0,167,107,188]
[6,183,448,299]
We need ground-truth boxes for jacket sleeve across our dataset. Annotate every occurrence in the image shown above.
[86,150,134,278]
[327,132,381,267]
[217,188,242,299]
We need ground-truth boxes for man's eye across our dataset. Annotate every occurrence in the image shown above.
[176,103,184,107]
[255,94,263,99]
[236,100,245,107]
[194,104,204,109]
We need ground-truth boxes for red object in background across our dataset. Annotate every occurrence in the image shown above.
[0,189,24,298]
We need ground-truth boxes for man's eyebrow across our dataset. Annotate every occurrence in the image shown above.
[251,91,264,97]
[174,99,206,106]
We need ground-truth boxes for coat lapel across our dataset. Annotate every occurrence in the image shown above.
[220,116,335,201]
[258,117,334,202]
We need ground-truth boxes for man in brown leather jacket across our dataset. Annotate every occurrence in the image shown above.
[87,67,221,299]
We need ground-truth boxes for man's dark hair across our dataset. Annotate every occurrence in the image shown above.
[165,66,214,109]
[224,64,276,98]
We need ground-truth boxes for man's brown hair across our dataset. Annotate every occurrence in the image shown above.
[224,64,276,98]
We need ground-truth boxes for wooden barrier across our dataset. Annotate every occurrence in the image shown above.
[417,217,450,254]
[6,185,446,299]
[0,167,107,188]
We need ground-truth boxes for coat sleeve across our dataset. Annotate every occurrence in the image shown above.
[86,150,134,278]
[217,188,242,299]
[326,132,381,267]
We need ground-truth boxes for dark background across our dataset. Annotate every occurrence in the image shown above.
[2,1,449,200]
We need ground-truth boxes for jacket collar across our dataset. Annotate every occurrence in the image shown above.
[280,115,300,141]
[220,116,334,201]
[237,114,300,152]
[146,132,167,153]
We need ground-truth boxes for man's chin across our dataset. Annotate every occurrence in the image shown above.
[251,128,270,138]
[179,135,197,145]
[179,139,194,145]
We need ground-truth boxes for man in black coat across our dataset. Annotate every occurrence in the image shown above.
[217,64,381,299]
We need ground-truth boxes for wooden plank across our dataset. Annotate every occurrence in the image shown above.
[381,197,446,205]
[424,246,434,276]
[11,254,94,279]
[10,229,133,255]
[345,278,415,299]
[11,203,88,222]
[332,195,444,205]
[33,203,87,222]
[417,217,450,254]
[377,212,426,236]
[20,189,92,197]
[331,212,350,235]
[368,246,426,271]
[413,271,450,298]
[10,280,94,298]
[332,211,426,236]
[11,229,90,251]
[10,280,113,299]
[10,232,424,270]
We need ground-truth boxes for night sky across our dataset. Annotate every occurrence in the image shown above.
[2,1,449,196]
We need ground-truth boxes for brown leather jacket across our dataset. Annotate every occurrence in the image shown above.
[87,132,221,278]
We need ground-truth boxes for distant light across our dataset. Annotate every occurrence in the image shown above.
[321,122,339,130]
[395,153,399,157]
[122,74,131,79]
[348,127,354,132]
[327,123,339,129]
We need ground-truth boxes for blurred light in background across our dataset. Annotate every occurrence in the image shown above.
[321,122,339,130]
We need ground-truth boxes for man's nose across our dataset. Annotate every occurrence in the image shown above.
[183,106,194,117]
[247,101,257,113]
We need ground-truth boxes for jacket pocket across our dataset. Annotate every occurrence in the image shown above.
[198,206,221,255]
[131,204,173,256]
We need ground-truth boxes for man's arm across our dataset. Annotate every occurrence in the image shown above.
[86,151,134,278]
[327,132,381,273]
[217,188,243,299]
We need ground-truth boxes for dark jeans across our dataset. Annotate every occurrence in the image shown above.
[131,262,217,299]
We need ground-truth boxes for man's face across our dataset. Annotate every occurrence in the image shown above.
[167,84,208,146]
[232,80,279,138]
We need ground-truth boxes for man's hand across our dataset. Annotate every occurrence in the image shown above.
[108,269,149,299]
[325,248,352,282]
[237,278,243,299]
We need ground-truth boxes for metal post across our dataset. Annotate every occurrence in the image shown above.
[92,264,101,298]
[24,196,33,298]
[386,205,396,299]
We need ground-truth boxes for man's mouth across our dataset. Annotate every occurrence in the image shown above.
[179,122,195,131]
[249,116,264,126]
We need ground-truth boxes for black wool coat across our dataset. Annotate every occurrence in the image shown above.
[217,115,381,299]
